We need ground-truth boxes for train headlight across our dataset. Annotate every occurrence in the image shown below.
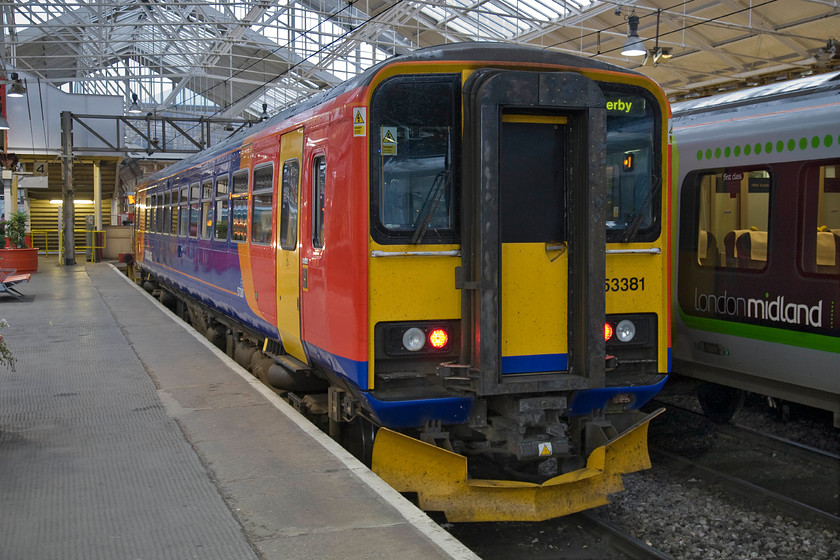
[616,320,636,343]
[604,322,614,341]
[402,327,426,352]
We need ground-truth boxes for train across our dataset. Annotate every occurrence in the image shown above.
[134,43,672,522]
[671,70,840,427]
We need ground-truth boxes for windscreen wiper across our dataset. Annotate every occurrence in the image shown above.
[620,175,661,243]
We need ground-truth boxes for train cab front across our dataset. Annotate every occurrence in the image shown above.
[364,60,669,522]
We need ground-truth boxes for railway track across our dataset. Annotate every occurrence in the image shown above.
[646,400,840,524]
[440,511,676,560]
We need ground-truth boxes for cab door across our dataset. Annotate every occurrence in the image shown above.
[499,114,569,374]
[276,128,307,362]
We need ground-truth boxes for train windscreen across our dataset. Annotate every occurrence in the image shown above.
[603,87,661,243]
[370,74,461,244]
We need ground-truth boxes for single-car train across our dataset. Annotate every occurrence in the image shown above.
[135,43,671,522]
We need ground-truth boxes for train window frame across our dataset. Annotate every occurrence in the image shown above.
[149,193,157,233]
[600,83,663,244]
[369,73,461,245]
[680,166,773,273]
[200,178,213,239]
[162,188,171,236]
[155,191,164,233]
[800,159,840,277]
[179,185,190,237]
[214,174,230,242]
[279,158,300,251]
[169,185,178,235]
[312,155,326,249]
[231,169,249,243]
[251,163,274,246]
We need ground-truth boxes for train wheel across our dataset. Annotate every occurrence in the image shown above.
[697,382,745,424]
[342,417,376,466]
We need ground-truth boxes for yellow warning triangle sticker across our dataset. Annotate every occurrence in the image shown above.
[538,442,552,456]
[383,130,396,143]
[354,111,364,124]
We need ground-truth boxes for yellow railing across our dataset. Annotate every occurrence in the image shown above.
[31,228,107,263]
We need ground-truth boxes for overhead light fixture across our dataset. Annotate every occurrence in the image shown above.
[7,73,25,98]
[260,102,269,121]
[621,14,646,57]
[128,93,142,114]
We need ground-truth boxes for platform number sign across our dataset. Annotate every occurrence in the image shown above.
[33,162,49,176]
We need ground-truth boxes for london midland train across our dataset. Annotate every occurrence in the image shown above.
[135,43,671,522]
[671,70,840,427]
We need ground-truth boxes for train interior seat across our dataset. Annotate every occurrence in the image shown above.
[734,230,767,270]
[815,231,840,273]
[698,229,720,266]
[723,229,751,268]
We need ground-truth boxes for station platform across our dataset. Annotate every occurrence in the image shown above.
[0,261,477,560]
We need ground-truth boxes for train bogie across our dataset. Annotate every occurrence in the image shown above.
[135,43,672,521]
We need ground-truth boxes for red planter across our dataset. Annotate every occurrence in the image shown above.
[0,248,39,273]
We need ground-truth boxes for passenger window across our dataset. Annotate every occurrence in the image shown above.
[801,162,840,275]
[155,192,164,233]
[149,194,157,233]
[251,164,274,245]
[162,190,171,235]
[201,179,213,239]
[280,159,300,251]
[179,186,190,237]
[214,175,230,241]
[189,182,200,237]
[231,170,249,242]
[313,156,326,248]
[694,167,770,271]
[170,187,178,235]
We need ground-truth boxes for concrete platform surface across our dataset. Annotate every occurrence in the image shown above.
[0,261,478,560]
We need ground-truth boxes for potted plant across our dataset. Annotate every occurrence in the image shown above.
[0,210,38,273]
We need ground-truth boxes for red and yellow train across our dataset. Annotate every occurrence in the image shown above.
[136,43,671,522]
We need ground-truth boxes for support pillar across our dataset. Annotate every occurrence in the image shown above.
[61,111,75,266]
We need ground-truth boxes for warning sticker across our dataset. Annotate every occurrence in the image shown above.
[538,442,553,456]
[353,108,366,137]
[380,126,398,156]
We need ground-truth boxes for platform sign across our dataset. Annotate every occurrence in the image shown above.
[32,161,49,176]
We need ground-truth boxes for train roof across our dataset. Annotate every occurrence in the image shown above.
[672,70,840,119]
[139,43,643,187]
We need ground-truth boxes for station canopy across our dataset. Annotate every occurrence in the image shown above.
[4,0,839,121]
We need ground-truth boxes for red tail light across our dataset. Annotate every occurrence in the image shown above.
[429,328,449,349]
[604,322,614,341]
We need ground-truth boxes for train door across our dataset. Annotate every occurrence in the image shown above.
[276,128,307,362]
[499,114,569,374]
[460,70,606,389]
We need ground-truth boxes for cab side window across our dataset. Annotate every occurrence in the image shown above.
[280,159,300,251]
[313,156,326,248]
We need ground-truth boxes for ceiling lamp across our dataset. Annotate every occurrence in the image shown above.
[621,15,646,57]
[7,73,25,98]
[127,93,142,114]
[260,102,269,121]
